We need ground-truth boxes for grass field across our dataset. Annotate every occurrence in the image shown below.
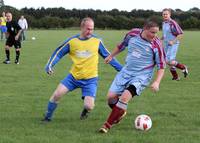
[0,30,200,143]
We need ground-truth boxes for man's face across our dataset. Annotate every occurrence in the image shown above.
[6,13,12,22]
[162,10,171,21]
[81,20,94,38]
[145,27,159,41]
[2,12,5,17]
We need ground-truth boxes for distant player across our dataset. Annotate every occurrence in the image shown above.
[18,15,28,41]
[99,19,165,133]
[162,8,188,80]
[3,12,22,64]
[42,17,122,122]
[0,11,7,40]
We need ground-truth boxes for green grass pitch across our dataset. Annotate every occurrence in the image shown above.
[0,30,200,143]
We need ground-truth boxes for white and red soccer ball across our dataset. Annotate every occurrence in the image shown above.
[134,114,152,131]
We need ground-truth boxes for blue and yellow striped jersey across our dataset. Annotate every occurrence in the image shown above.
[0,17,6,26]
[45,34,122,79]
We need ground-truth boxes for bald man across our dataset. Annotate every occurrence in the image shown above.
[42,17,122,122]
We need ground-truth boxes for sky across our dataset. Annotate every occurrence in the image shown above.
[4,0,200,12]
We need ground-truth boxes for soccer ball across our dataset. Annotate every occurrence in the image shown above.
[134,114,152,131]
[31,37,36,40]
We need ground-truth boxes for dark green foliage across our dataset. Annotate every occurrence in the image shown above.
[0,6,200,29]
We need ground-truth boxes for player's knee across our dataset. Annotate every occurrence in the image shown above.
[52,91,63,102]
[107,96,119,109]
[167,60,175,66]
[83,96,95,111]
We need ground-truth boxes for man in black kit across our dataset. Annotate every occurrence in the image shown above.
[3,12,22,64]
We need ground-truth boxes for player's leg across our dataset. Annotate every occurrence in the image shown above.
[106,91,126,125]
[14,48,20,64]
[107,92,119,109]
[43,83,69,121]
[182,66,189,78]
[169,65,179,80]
[22,30,26,41]
[14,40,21,64]
[169,60,188,79]
[3,45,11,64]
[107,92,127,124]
[172,60,188,78]
[80,96,95,120]
[4,37,15,64]
[99,88,134,133]
[99,72,127,132]
[168,44,188,78]
[99,72,136,133]
[99,74,151,133]
[80,77,98,120]
[20,30,25,41]
[1,28,3,40]
[1,26,7,40]
[165,44,179,80]
[105,72,125,110]
[43,74,76,122]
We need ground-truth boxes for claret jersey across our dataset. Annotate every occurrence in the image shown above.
[117,28,165,76]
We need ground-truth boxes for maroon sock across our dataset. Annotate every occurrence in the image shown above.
[170,67,178,79]
[175,63,185,70]
[104,105,126,129]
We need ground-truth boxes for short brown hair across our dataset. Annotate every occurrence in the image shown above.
[162,8,172,14]
[143,18,159,29]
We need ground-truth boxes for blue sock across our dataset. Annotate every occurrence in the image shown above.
[45,101,57,120]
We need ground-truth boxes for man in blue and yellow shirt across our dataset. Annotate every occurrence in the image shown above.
[42,17,122,122]
[0,12,7,40]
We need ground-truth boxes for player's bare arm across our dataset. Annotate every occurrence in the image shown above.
[150,69,165,92]
[105,46,121,64]
[15,29,22,40]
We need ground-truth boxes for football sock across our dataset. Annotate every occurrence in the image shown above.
[108,96,119,109]
[5,50,10,61]
[80,108,90,118]
[170,66,178,79]
[45,101,57,120]
[104,100,127,129]
[175,63,185,70]
[16,51,20,61]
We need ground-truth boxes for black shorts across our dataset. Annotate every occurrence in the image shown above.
[6,37,21,49]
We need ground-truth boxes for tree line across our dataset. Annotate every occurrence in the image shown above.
[1,6,200,30]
